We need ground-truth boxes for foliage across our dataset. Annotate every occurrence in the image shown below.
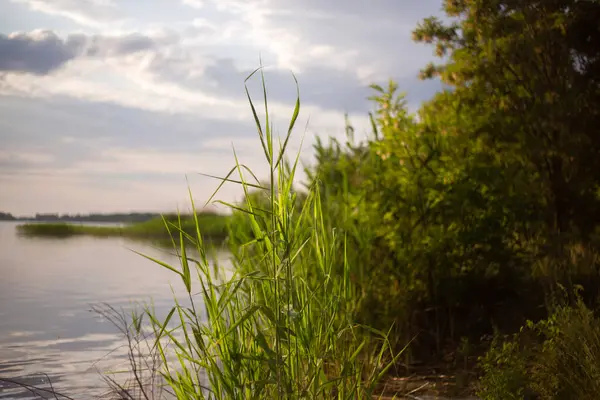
[478,299,600,400]
[298,0,600,370]
[413,0,600,238]
[139,69,402,399]
[0,211,16,221]
[303,82,547,364]
[478,333,535,400]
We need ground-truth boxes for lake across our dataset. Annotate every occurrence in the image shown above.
[0,221,478,400]
[0,221,226,399]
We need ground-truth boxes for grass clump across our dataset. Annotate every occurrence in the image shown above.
[124,213,229,243]
[136,68,402,399]
[17,223,82,237]
[478,297,600,400]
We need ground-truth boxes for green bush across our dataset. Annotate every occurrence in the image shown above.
[531,300,600,399]
[302,82,547,364]
[478,333,534,400]
[478,299,600,400]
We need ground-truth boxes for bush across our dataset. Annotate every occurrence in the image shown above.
[478,333,534,400]
[531,300,600,399]
[478,299,600,400]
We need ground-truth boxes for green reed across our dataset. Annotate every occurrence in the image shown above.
[138,67,403,399]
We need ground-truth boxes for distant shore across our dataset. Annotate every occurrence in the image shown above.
[0,211,173,223]
[16,213,230,243]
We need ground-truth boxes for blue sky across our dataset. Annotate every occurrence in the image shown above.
[0,0,444,215]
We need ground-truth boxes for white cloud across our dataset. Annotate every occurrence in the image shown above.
[0,52,372,138]
[182,0,205,9]
[11,0,124,28]
[184,0,441,83]
[75,147,260,176]
[0,1,445,214]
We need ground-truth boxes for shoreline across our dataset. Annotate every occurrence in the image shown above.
[15,215,230,243]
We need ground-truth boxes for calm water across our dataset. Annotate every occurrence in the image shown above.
[0,222,477,400]
[0,221,227,399]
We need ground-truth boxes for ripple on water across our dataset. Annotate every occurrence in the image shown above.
[0,222,218,400]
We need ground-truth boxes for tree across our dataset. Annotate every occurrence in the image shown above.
[413,0,600,238]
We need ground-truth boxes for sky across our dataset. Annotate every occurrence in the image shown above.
[0,0,445,216]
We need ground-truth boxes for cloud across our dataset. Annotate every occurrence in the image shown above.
[0,142,268,215]
[0,57,372,145]
[1,1,448,214]
[0,94,255,158]
[185,0,443,82]
[0,94,274,187]
[0,31,80,75]
[0,30,175,75]
[0,1,442,114]
[0,150,56,173]
[199,59,442,113]
[0,91,321,215]
[11,0,123,28]
[182,0,204,8]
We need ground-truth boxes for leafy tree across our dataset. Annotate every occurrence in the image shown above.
[413,0,600,238]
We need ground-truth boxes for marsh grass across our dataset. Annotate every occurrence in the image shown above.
[90,303,170,400]
[134,67,404,399]
[16,213,229,244]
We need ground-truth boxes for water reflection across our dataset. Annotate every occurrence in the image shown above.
[0,222,226,399]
